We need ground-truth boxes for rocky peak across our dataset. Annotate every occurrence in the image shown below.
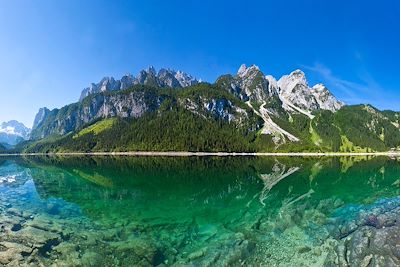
[216,64,279,105]
[221,65,344,114]
[32,107,51,129]
[0,120,30,138]
[312,83,326,92]
[79,77,121,101]
[237,64,261,78]
[236,64,272,100]
[311,84,344,112]
[120,74,137,90]
[100,77,120,92]
[237,64,247,76]
[265,75,279,92]
[147,66,157,76]
[174,70,198,87]
[157,68,181,88]
[79,66,199,101]
[277,69,308,93]
[0,120,31,145]
[137,67,157,85]
[157,69,198,88]
[290,69,306,80]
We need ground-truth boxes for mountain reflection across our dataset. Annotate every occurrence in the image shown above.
[1,155,396,224]
[2,156,400,266]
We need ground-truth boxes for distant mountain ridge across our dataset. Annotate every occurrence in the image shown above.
[0,120,31,146]
[13,64,400,153]
[79,66,199,101]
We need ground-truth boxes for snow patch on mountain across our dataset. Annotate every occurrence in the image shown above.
[0,120,31,146]
[0,126,21,136]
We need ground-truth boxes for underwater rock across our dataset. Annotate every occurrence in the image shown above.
[109,238,162,266]
[337,225,400,266]
[328,197,400,266]
[81,251,102,266]
[174,231,255,266]
[0,241,31,265]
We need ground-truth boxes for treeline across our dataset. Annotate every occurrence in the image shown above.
[265,105,400,153]
[23,107,257,153]
[335,105,400,151]
[0,143,6,152]
[18,105,400,153]
[10,86,400,154]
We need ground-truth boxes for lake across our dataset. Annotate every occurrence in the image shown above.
[0,156,400,266]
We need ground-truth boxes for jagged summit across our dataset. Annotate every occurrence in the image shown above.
[278,69,343,112]
[78,64,343,113]
[225,64,344,113]
[32,63,346,145]
[0,120,31,146]
[277,69,319,111]
[146,66,157,76]
[32,107,51,130]
[312,83,326,92]
[79,67,199,101]
[277,69,308,92]
[214,64,345,145]
[26,62,400,154]
[289,69,306,78]
[237,64,247,76]
[311,83,345,111]
[237,64,261,78]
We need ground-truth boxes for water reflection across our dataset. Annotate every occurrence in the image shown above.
[0,156,400,266]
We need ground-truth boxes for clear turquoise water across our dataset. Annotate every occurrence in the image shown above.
[0,156,400,266]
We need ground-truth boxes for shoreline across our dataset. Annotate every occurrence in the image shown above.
[1,151,400,157]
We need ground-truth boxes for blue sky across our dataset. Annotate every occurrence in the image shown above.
[0,0,399,127]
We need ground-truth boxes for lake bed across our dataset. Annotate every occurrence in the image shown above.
[1,156,400,266]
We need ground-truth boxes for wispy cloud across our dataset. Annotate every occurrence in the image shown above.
[302,62,384,105]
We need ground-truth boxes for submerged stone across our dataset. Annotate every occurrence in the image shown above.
[1,156,400,266]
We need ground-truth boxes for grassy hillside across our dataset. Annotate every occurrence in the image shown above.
[16,105,400,153]
[30,85,163,139]
[264,105,400,152]
[10,81,400,154]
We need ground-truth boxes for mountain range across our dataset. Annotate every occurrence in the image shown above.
[0,120,31,147]
[79,66,199,101]
[8,65,400,153]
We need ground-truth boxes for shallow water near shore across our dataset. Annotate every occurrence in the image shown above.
[1,156,400,266]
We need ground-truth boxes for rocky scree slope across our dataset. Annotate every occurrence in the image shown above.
[216,64,344,145]
[25,65,400,153]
